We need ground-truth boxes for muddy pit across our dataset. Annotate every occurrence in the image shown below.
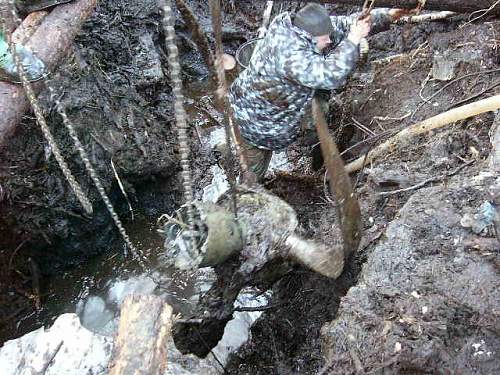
[1,1,499,373]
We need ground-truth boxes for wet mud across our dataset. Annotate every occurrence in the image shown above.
[1,1,499,374]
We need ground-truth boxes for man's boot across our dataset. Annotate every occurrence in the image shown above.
[15,0,72,14]
[0,31,46,83]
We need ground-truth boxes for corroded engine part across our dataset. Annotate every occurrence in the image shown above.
[168,186,347,358]
[162,202,244,270]
[162,186,345,278]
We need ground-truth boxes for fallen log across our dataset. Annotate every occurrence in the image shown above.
[0,0,97,147]
[346,95,500,173]
[319,0,500,14]
[12,11,49,44]
[109,295,173,375]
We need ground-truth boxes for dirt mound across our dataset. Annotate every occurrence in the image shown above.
[321,183,499,373]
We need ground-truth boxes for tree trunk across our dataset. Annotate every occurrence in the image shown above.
[0,0,97,147]
[12,11,49,44]
[109,295,173,375]
[320,0,500,14]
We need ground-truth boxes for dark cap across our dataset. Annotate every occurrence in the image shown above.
[293,3,334,37]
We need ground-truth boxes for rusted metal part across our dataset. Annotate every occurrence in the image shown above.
[0,0,98,146]
[312,97,362,259]
[169,185,346,357]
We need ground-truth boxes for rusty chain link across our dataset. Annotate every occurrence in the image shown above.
[3,0,93,215]
[160,0,198,253]
[5,0,149,266]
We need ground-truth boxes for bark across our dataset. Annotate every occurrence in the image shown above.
[0,0,97,147]
[109,295,173,375]
[12,11,49,44]
[319,0,500,14]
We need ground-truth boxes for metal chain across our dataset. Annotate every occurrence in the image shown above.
[161,1,197,252]
[47,85,150,266]
[5,1,149,267]
[3,1,93,215]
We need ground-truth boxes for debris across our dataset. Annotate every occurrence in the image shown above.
[346,95,500,174]
[431,48,482,82]
[0,0,98,145]
[460,201,496,235]
[394,342,402,353]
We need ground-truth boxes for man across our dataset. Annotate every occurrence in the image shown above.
[229,3,409,180]
[0,1,72,83]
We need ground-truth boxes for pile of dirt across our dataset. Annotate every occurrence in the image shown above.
[321,182,499,374]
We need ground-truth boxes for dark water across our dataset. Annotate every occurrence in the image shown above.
[10,215,178,338]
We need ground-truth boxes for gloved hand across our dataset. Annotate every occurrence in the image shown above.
[348,16,371,45]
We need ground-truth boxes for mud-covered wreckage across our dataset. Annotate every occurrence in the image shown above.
[0,0,499,372]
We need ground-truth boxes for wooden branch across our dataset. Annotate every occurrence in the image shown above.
[490,114,500,173]
[174,0,216,80]
[0,0,97,147]
[318,0,500,14]
[109,295,173,375]
[400,11,457,23]
[12,11,49,44]
[346,95,500,173]
[258,1,274,38]
[378,160,474,196]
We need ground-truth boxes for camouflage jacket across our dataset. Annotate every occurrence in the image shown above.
[229,9,392,151]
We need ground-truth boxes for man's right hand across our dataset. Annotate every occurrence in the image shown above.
[347,16,372,45]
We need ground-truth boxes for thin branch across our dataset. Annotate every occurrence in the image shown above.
[111,158,134,221]
[462,0,500,27]
[412,68,500,119]
[445,80,500,110]
[378,160,474,196]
